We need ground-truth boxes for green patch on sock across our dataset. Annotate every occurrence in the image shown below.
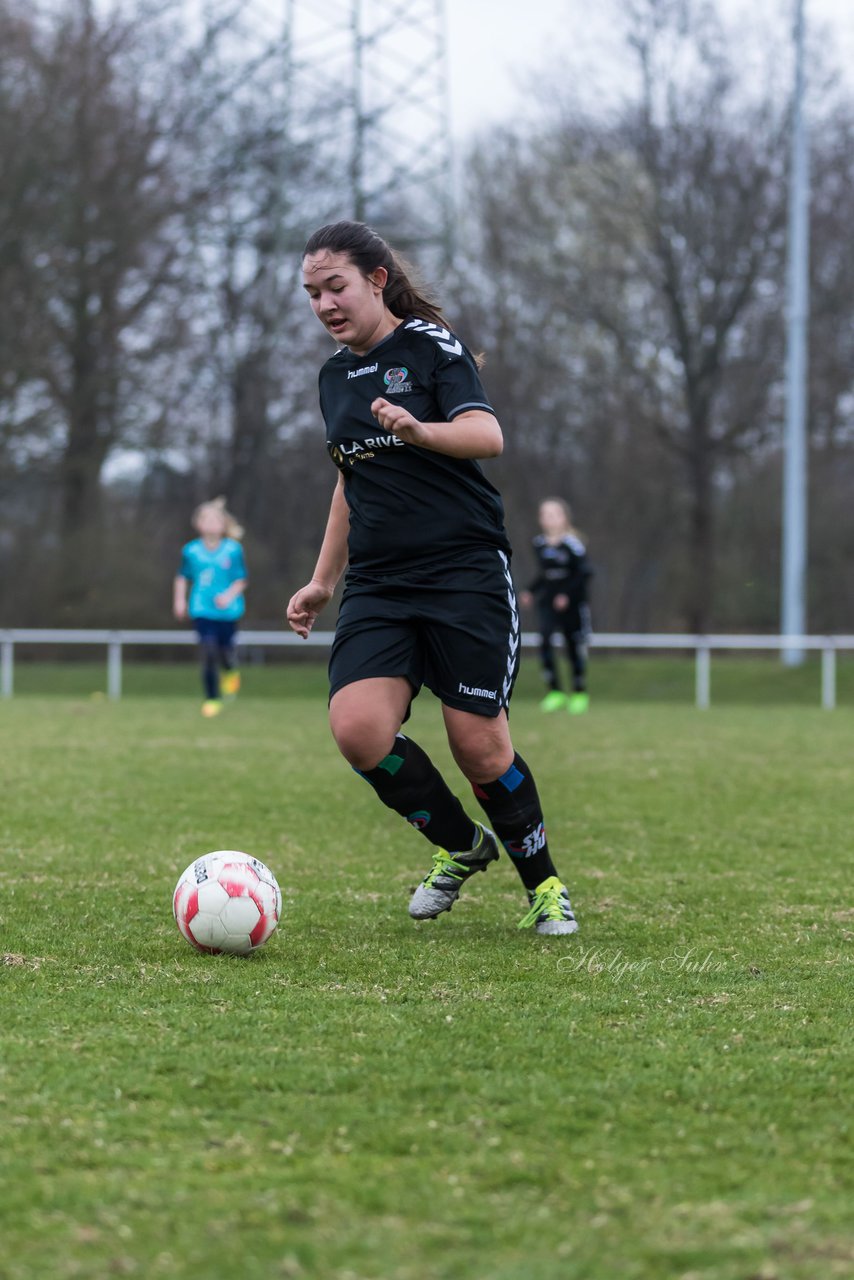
[377,752,405,776]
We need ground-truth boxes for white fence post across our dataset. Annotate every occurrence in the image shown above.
[1,635,13,698]
[821,644,836,711]
[695,644,711,709]
[107,635,122,700]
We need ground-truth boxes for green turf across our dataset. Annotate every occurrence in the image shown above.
[5,652,854,706]
[2,692,853,1279]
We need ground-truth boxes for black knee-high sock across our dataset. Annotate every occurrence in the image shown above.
[471,752,558,891]
[199,638,220,699]
[358,734,477,853]
[566,632,586,693]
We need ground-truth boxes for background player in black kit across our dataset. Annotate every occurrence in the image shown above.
[287,220,578,935]
[520,497,593,715]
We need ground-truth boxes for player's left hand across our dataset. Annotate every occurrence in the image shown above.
[287,580,333,639]
[371,398,426,445]
[553,593,570,612]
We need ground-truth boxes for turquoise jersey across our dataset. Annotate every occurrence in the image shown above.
[180,537,247,621]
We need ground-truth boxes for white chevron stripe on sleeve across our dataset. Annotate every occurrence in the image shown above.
[404,318,462,357]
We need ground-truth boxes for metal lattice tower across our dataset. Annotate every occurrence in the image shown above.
[276,0,455,271]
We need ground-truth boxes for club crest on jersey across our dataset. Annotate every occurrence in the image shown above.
[383,366,412,394]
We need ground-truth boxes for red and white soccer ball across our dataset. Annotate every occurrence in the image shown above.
[173,851,282,955]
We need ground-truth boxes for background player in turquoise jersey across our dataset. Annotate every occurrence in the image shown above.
[173,497,247,718]
[288,220,579,936]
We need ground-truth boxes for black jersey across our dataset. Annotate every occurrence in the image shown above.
[317,318,511,575]
[528,534,592,605]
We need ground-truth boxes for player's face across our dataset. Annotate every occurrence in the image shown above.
[302,251,392,354]
[539,501,568,537]
[195,507,227,540]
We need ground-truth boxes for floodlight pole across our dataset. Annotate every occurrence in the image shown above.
[282,0,454,269]
[781,0,809,666]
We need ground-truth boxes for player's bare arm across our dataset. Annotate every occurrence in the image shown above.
[214,579,247,609]
[173,575,188,620]
[370,400,503,459]
[287,476,349,638]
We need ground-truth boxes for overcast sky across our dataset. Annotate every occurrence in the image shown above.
[445,0,854,137]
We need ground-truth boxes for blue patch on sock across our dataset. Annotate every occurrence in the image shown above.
[498,763,525,792]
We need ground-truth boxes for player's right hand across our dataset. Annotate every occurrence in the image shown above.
[287,581,333,638]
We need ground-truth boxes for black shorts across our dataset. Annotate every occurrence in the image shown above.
[538,602,591,645]
[329,547,520,718]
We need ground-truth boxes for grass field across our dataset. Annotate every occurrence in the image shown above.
[2,666,854,1279]
[6,651,854,706]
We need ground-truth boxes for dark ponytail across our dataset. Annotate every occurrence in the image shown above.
[303,221,448,327]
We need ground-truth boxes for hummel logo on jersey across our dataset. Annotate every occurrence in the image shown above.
[347,362,379,380]
[404,318,463,357]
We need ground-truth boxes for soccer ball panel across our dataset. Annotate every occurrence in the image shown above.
[253,879,280,917]
[249,912,276,949]
[173,882,201,947]
[197,879,230,913]
[191,911,227,949]
[220,894,261,936]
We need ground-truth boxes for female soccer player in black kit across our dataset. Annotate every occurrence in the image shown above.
[287,221,578,935]
[521,498,592,715]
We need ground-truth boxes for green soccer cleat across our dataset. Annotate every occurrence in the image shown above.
[201,699,223,718]
[567,692,589,715]
[539,690,568,713]
[408,823,500,919]
[518,876,579,936]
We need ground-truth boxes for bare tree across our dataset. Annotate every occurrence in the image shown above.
[455,0,797,632]
[618,0,789,630]
[0,2,205,609]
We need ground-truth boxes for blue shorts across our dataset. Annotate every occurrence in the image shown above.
[193,617,238,648]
